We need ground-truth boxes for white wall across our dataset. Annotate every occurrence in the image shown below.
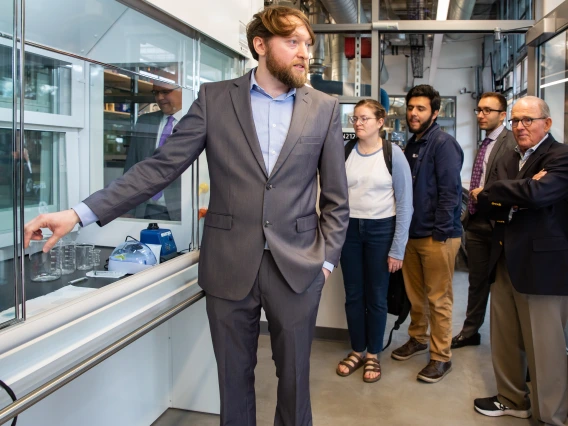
[147,0,264,58]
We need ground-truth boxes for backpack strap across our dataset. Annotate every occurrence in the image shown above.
[344,139,357,161]
[382,139,392,176]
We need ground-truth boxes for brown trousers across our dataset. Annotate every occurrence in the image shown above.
[402,236,460,362]
[491,254,568,426]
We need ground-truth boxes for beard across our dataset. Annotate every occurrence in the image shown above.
[266,47,307,89]
[407,113,435,136]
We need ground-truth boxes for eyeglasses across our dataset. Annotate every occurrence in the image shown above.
[152,89,175,96]
[349,116,377,124]
[508,117,547,128]
[474,108,504,115]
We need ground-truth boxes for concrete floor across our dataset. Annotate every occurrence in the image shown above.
[152,269,544,426]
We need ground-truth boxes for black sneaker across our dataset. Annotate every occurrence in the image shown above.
[474,396,531,418]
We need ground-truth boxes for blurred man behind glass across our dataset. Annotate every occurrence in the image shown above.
[124,81,183,220]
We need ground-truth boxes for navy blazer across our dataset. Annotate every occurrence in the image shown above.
[477,134,568,296]
[404,122,464,241]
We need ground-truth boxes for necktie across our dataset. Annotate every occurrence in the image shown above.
[151,115,175,201]
[467,137,492,215]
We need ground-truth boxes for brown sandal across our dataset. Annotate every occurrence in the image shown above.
[363,358,381,383]
[336,352,364,377]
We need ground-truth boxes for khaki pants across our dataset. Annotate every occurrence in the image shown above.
[402,236,460,362]
[491,254,568,426]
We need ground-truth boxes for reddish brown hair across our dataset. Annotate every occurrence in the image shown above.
[247,6,315,61]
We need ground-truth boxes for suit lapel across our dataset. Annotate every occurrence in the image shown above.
[484,129,507,185]
[269,87,311,179]
[515,135,553,179]
[505,152,519,180]
[230,73,268,178]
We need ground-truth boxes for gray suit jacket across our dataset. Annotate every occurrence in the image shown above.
[124,111,182,220]
[462,127,516,230]
[84,71,349,301]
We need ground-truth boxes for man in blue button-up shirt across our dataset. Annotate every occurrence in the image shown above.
[24,6,349,426]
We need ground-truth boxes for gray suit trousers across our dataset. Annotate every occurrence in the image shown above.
[491,254,568,426]
[206,251,325,426]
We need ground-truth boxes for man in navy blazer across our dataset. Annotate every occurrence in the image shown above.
[474,96,568,426]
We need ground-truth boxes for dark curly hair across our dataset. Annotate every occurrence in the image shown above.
[406,84,441,112]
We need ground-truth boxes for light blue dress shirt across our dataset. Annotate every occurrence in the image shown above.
[74,69,335,272]
[250,69,295,176]
[515,134,548,171]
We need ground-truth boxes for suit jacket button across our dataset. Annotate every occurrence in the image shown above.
[499,241,503,245]
[264,221,271,227]
[266,183,273,190]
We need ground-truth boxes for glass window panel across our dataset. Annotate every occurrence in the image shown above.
[0,46,72,115]
[24,130,66,212]
[540,31,568,143]
[0,129,66,233]
[3,0,128,57]
[88,8,185,86]
[95,66,186,222]
[340,104,356,129]
[0,0,15,329]
[200,42,243,83]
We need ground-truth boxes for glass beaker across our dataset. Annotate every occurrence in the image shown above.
[29,239,62,282]
[59,241,76,275]
[76,244,94,271]
[92,249,101,271]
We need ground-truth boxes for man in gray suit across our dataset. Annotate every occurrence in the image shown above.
[23,6,349,426]
[123,82,183,220]
[452,92,516,349]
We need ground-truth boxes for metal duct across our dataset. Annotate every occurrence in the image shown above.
[318,0,367,83]
[318,0,389,84]
[319,0,369,24]
[447,0,475,20]
[330,34,349,82]
[446,0,475,39]
[309,1,326,75]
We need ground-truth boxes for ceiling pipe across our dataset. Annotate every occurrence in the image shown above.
[319,0,369,24]
[309,1,327,75]
[446,0,475,39]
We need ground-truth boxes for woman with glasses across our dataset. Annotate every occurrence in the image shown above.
[336,99,413,383]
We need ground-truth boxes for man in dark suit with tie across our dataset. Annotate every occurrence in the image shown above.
[474,96,568,426]
[452,92,516,349]
[123,82,183,220]
[23,6,349,426]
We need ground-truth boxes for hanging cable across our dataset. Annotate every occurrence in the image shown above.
[0,380,17,425]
